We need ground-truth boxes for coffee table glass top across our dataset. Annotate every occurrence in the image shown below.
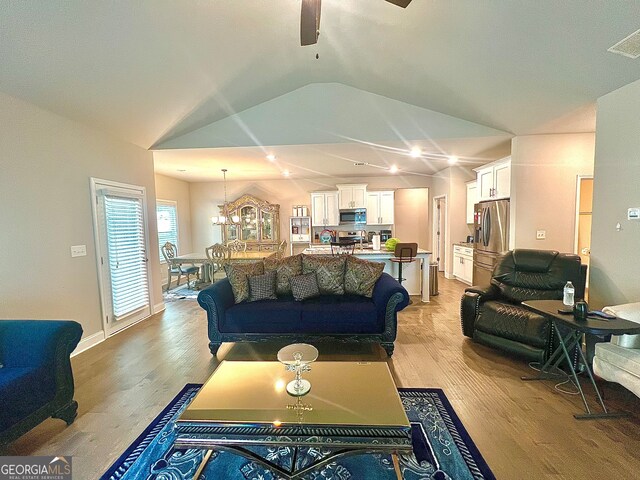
[179,361,410,429]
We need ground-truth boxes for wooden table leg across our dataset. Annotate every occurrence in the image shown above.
[193,449,213,480]
[392,453,403,479]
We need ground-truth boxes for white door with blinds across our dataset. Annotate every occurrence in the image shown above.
[91,179,151,335]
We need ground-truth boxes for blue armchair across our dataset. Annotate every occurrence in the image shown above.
[0,320,82,445]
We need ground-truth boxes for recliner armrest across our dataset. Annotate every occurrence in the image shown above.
[464,284,499,299]
[460,285,499,338]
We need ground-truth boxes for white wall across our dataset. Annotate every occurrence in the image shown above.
[0,92,162,339]
[394,188,430,250]
[189,175,433,253]
[430,166,475,277]
[155,173,193,284]
[510,134,595,252]
[589,79,640,308]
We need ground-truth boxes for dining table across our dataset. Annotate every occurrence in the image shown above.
[170,250,274,286]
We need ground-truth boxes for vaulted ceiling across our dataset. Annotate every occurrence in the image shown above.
[2,1,640,180]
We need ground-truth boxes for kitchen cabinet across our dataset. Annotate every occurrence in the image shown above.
[453,245,474,285]
[366,191,395,225]
[311,191,339,227]
[466,181,477,224]
[337,184,367,209]
[475,157,511,201]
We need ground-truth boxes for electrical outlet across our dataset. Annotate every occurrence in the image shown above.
[536,230,546,240]
[628,207,640,220]
[70,245,87,257]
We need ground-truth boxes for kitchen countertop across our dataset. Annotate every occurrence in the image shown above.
[303,247,431,255]
[454,242,475,248]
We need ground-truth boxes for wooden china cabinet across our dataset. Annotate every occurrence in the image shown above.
[221,194,280,251]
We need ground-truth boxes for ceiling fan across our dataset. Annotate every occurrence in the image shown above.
[300,0,413,46]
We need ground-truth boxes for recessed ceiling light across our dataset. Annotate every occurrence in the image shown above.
[410,147,421,158]
[283,170,290,177]
[266,154,276,161]
[448,156,458,165]
[177,169,187,172]
[389,165,399,174]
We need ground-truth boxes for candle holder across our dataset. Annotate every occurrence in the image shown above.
[277,343,318,396]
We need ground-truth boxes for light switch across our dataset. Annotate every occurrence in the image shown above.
[628,208,640,220]
[536,230,546,240]
[71,245,87,257]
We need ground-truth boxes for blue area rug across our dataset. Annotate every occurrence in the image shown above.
[101,384,494,480]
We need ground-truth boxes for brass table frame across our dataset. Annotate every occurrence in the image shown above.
[175,361,412,479]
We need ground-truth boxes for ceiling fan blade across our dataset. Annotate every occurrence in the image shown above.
[385,0,412,7]
[301,0,321,46]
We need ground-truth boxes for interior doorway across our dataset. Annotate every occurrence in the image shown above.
[91,178,152,336]
[575,176,593,294]
[432,195,447,272]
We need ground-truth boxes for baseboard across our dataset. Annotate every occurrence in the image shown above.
[153,301,166,314]
[72,330,105,357]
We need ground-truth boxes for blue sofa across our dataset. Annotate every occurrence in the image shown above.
[0,320,82,445]
[198,272,409,356]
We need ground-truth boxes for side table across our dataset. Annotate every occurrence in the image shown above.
[521,300,640,420]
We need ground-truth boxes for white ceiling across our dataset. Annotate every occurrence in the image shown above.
[2,1,640,180]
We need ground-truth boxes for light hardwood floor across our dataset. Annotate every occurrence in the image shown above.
[6,276,640,479]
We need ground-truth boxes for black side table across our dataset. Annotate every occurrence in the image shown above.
[521,300,640,420]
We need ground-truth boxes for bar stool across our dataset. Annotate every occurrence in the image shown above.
[390,242,418,287]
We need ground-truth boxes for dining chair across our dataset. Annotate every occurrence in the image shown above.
[330,241,356,255]
[277,240,287,258]
[227,239,247,252]
[161,242,200,291]
[205,243,230,283]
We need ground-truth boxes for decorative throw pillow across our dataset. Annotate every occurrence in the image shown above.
[344,255,385,297]
[290,273,320,302]
[248,270,277,302]
[224,261,265,303]
[264,254,303,296]
[302,254,346,295]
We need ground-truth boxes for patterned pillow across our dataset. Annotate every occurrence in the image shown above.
[290,273,320,302]
[264,254,303,295]
[224,261,265,303]
[344,255,385,297]
[248,270,277,302]
[302,255,346,295]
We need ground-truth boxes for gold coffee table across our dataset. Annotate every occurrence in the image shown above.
[175,361,412,479]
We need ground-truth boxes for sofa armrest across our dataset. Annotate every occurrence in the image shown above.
[0,320,82,369]
[460,284,499,338]
[372,273,410,342]
[197,279,235,349]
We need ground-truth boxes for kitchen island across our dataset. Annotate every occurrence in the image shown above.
[302,246,432,302]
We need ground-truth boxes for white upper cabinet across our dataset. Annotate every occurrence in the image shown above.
[474,157,511,201]
[337,184,367,209]
[466,181,477,224]
[311,191,339,227]
[366,191,395,225]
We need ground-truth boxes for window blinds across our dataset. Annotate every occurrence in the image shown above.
[157,201,178,262]
[104,195,150,320]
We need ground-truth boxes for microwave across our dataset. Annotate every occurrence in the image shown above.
[339,208,366,225]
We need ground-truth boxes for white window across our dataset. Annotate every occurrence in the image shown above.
[157,200,178,262]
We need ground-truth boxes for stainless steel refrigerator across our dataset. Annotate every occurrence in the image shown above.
[473,199,510,286]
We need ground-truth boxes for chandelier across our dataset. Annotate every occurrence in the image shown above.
[211,169,240,225]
